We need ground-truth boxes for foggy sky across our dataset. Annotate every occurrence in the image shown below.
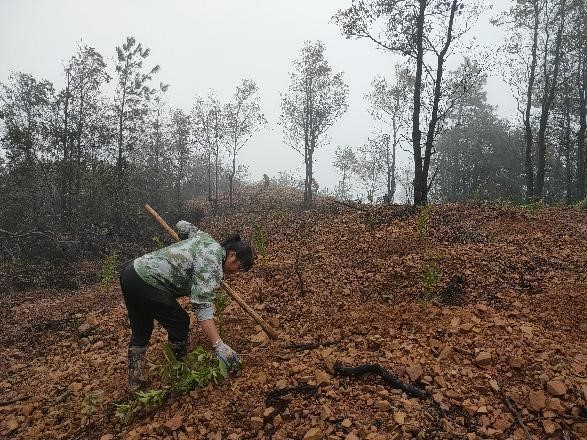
[0,0,515,197]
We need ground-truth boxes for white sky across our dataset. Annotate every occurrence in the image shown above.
[0,0,516,196]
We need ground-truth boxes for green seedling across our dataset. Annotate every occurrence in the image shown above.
[136,389,168,411]
[417,204,433,240]
[99,250,118,293]
[154,344,229,394]
[253,224,268,265]
[152,235,165,250]
[522,200,544,214]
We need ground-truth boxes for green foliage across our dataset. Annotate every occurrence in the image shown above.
[154,344,228,394]
[575,197,587,211]
[366,210,378,230]
[136,388,168,411]
[116,345,229,424]
[114,389,169,425]
[253,224,268,264]
[420,255,442,303]
[114,402,137,425]
[417,204,433,240]
[81,391,102,415]
[152,235,165,250]
[99,250,118,293]
[214,289,230,337]
[522,200,544,214]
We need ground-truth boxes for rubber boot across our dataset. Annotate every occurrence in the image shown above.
[169,340,188,361]
[128,346,147,391]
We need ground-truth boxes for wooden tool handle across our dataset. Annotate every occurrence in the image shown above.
[144,204,279,340]
[145,203,180,241]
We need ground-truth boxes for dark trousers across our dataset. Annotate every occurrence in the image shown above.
[119,262,190,347]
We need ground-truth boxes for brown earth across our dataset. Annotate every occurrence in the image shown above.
[1,192,586,439]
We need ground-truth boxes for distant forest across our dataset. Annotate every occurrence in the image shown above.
[1,0,586,270]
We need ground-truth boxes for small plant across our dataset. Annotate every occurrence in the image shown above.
[81,391,102,415]
[522,199,544,214]
[152,235,165,250]
[99,250,118,293]
[154,344,229,394]
[575,197,587,211]
[116,345,230,424]
[214,289,230,337]
[253,224,268,264]
[420,257,442,303]
[366,210,378,230]
[417,204,433,240]
[136,389,168,411]
[114,402,137,424]
[114,389,169,424]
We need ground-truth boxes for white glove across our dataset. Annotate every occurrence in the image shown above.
[213,340,240,371]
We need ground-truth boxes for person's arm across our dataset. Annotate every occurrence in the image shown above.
[190,246,240,369]
[200,318,221,345]
[176,220,201,240]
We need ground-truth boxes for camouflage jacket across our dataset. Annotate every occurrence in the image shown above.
[133,221,224,321]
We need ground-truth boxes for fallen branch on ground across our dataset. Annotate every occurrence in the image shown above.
[284,340,339,351]
[0,395,31,406]
[266,385,317,413]
[502,392,532,439]
[327,199,370,212]
[334,362,429,399]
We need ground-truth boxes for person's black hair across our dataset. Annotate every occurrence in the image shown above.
[221,234,255,271]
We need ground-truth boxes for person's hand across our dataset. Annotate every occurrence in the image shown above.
[213,340,240,371]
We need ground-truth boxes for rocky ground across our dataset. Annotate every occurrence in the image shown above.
[1,191,586,439]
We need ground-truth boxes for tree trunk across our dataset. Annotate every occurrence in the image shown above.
[564,99,572,204]
[306,150,314,206]
[577,44,587,201]
[61,68,71,227]
[229,149,236,208]
[536,0,566,198]
[207,151,212,202]
[412,0,426,205]
[524,0,540,202]
[422,0,457,204]
[116,63,128,226]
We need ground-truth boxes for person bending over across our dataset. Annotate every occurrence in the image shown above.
[119,220,254,390]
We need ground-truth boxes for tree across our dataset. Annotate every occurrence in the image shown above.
[335,0,484,205]
[168,109,191,210]
[495,0,569,201]
[141,82,171,209]
[280,41,349,206]
[191,92,223,207]
[365,67,412,203]
[355,135,386,203]
[223,79,266,207]
[0,72,56,230]
[59,44,110,226]
[574,0,587,200]
[333,145,357,200]
[113,36,160,223]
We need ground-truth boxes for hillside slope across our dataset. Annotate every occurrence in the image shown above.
[1,195,586,439]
